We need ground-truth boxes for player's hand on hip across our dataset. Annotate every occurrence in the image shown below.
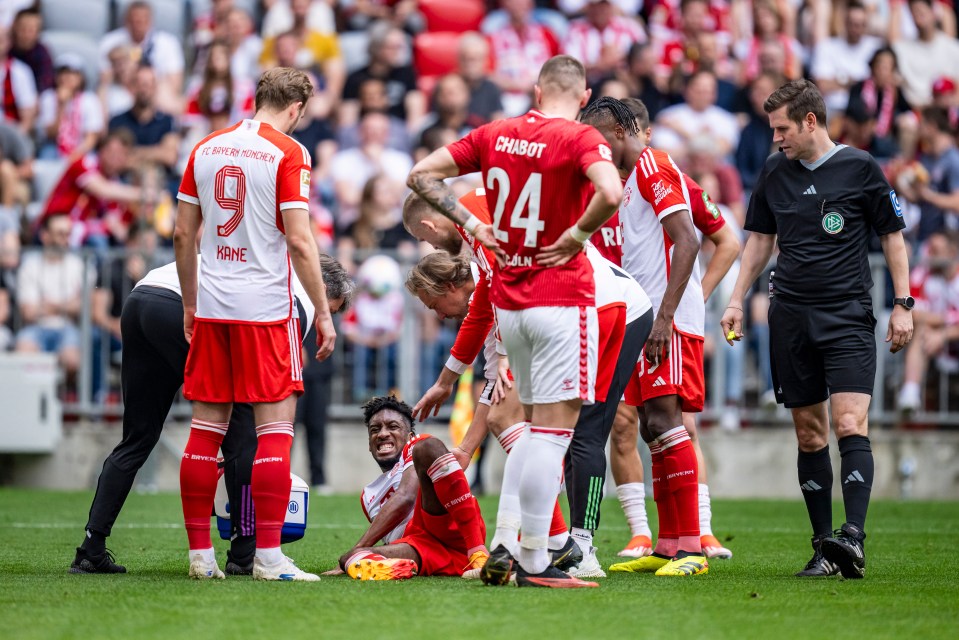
[645,315,673,366]
[536,229,584,267]
[720,305,745,345]
[183,308,195,344]
[474,224,506,267]
[413,381,453,421]
[314,314,337,361]
[886,305,914,353]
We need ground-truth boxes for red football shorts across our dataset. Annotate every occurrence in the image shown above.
[595,304,626,403]
[624,329,704,412]
[183,317,304,403]
[394,494,484,576]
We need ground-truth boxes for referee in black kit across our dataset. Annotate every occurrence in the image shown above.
[721,79,913,580]
[70,255,353,574]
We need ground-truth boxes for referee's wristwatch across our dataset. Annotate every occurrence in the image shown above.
[894,296,915,311]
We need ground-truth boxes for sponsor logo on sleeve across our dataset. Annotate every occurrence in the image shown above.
[890,190,903,217]
[598,144,612,161]
[652,179,673,206]
[300,169,311,198]
[703,192,720,219]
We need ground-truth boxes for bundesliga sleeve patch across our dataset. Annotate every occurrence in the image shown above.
[890,190,903,217]
[300,169,311,198]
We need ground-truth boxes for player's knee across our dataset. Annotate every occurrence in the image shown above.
[412,437,448,471]
[610,422,637,455]
[834,412,868,439]
[795,422,828,451]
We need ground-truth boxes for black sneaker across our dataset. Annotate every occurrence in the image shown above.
[69,547,127,574]
[795,535,840,577]
[549,536,583,572]
[225,548,253,576]
[479,544,514,586]
[821,523,866,579]
[515,564,598,588]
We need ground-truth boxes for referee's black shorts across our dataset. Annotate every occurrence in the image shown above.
[768,296,877,408]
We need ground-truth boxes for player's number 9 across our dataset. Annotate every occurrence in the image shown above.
[486,168,544,248]
[214,165,247,237]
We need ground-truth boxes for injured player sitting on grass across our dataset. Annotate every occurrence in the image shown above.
[325,395,489,580]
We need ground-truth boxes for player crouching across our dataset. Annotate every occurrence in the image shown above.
[335,396,489,580]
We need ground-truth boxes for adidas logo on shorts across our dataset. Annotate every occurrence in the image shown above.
[651,376,667,388]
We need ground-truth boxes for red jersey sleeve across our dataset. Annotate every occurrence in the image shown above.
[277,142,312,211]
[401,433,432,466]
[575,125,615,176]
[177,148,200,205]
[634,148,688,221]
[686,177,726,236]
[446,125,484,174]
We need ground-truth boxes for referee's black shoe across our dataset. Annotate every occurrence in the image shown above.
[795,535,840,577]
[549,536,583,572]
[480,544,515,586]
[69,547,127,574]
[225,551,253,576]
[821,523,866,579]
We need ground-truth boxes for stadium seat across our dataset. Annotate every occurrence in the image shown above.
[41,31,100,89]
[42,0,110,38]
[31,159,67,209]
[339,31,370,75]
[114,0,186,38]
[413,31,461,85]
[419,0,484,33]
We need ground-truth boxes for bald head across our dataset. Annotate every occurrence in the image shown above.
[402,192,464,255]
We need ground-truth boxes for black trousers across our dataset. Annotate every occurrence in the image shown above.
[84,287,258,557]
[565,309,653,532]
[297,338,332,486]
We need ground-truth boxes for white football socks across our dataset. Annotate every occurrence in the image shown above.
[517,426,573,575]
[616,482,651,538]
[571,527,593,555]
[699,483,713,537]
[490,424,530,554]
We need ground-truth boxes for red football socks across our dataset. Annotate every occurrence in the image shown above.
[180,419,228,550]
[659,426,701,553]
[428,452,487,553]
[251,423,294,549]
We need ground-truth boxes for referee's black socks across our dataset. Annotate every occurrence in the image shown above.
[838,435,873,531]
[797,446,834,537]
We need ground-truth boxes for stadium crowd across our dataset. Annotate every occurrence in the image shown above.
[0,0,957,424]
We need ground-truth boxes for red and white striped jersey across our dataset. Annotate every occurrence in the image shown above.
[563,16,647,69]
[911,267,959,325]
[178,119,311,323]
[620,147,705,337]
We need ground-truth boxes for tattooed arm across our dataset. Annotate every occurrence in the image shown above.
[407,147,506,262]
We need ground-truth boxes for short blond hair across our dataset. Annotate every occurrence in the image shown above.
[255,67,313,112]
[405,251,472,298]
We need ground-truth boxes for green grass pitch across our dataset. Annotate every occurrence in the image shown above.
[0,489,956,640]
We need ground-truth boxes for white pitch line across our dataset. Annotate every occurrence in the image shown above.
[4,522,367,530]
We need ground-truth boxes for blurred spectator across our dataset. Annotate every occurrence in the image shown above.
[899,107,959,242]
[183,41,255,138]
[691,30,738,109]
[418,74,484,152]
[223,8,262,83]
[653,69,739,160]
[685,137,745,224]
[37,54,104,163]
[100,45,136,118]
[98,1,185,115]
[14,213,89,378]
[337,174,415,273]
[734,72,777,193]
[898,230,959,411]
[109,65,181,186]
[41,130,154,248]
[487,0,560,116]
[563,0,647,84]
[812,1,882,116]
[457,32,504,123]
[646,0,732,47]
[262,29,341,120]
[192,0,236,53]
[891,0,959,108]
[0,25,37,135]
[613,42,672,120]
[559,0,643,18]
[9,8,52,93]
[415,124,458,163]
[338,0,422,33]
[0,0,32,30]
[733,0,803,83]
[263,0,336,38]
[341,22,424,130]
[343,254,404,399]
[260,0,345,102]
[845,46,917,158]
[331,111,413,227]
[0,119,32,208]
[654,0,733,82]
[336,77,409,152]
[931,76,959,129]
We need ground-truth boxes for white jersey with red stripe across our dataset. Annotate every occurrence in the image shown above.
[586,242,651,324]
[359,433,431,543]
[620,147,705,337]
[177,119,312,323]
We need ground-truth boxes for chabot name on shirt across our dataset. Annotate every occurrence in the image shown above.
[494,136,547,158]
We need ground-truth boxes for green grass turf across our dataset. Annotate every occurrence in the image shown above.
[0,490,956,640]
